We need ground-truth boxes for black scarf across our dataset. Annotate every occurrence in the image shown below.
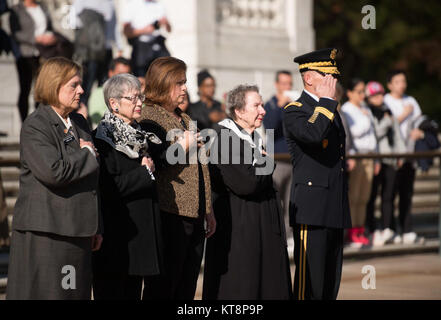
[368,103,395,147]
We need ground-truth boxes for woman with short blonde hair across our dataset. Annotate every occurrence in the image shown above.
[6,57,101,300]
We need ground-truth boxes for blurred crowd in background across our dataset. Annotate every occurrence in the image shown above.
[0,0,440,252]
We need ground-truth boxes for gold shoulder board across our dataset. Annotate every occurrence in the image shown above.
[284,101,302,109]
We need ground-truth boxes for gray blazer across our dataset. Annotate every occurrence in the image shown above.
[12,105,100,237]
[9,2,52,58]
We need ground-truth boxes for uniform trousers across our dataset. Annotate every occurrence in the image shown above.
[293,224,344,300]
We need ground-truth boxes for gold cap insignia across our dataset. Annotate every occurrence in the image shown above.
[330,49,337,60]
[322,139,329,149]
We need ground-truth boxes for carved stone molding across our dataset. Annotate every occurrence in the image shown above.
[217,0,285,29]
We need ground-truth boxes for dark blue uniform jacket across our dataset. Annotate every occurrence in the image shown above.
[283,91,352,229]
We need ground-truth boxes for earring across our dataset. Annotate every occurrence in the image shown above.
[115,107,119,113]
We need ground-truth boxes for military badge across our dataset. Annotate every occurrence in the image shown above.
[330,49,337,60]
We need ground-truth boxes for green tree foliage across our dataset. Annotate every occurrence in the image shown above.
[315,0,441,124]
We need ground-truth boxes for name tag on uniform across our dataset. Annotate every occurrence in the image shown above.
[63,134,75,144]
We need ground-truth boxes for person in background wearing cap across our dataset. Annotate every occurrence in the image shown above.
[364,81,406,246]
[341,79,378,248]
[187,70,226,131]
[283,48,351,300]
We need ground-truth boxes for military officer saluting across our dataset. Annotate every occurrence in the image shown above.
[283,48,352,300]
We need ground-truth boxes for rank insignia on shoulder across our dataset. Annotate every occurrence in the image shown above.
[322,139,329,149]
[284,101,302,109]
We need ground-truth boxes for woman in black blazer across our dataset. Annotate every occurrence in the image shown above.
[92,73,163,300]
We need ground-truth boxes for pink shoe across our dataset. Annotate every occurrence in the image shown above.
[355,233,370,245]
[345,228,363,248]
[357,227,370,245]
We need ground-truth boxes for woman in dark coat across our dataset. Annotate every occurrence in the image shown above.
[203,84,292,300]
[6,57,101,300]
[92,73,163,300]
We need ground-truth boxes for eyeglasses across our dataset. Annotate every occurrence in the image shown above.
[120,94,146,103]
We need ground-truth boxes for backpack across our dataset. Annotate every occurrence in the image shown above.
[414,116,440,171]
[74,9,106,63]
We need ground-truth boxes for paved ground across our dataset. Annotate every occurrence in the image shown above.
[1,253,440,300]
[338,253,441,300]
[194,253,441,300]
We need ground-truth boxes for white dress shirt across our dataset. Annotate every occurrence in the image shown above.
[303,89,334,102]
[54,110,96,157]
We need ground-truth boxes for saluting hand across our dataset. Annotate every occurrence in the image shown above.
[316,74,337,100]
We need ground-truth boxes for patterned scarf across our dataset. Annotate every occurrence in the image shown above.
[95,110,161,159]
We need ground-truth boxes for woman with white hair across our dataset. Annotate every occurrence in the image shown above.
[202,84,292,300]
[92,73,163,300]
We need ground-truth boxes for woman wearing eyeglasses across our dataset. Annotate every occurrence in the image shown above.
[341,78,379,247]
[91,73,163,299]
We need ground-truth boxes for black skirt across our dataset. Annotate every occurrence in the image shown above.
[6,230,92,300]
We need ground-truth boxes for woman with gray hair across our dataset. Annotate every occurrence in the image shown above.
[203,84,292,299]
[92,73,163,299]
